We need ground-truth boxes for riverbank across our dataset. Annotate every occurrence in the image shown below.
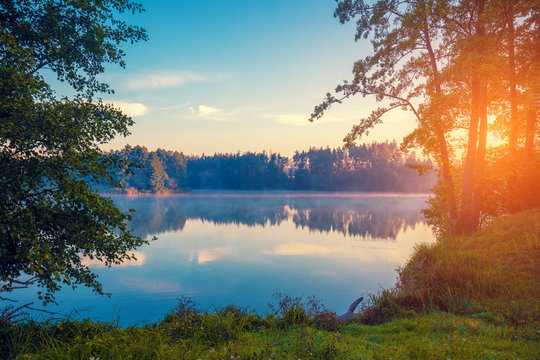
[3,208,539,359]
[363,207,540,327]
[4,311,538,359]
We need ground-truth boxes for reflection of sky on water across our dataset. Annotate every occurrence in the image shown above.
[10,193,434,326]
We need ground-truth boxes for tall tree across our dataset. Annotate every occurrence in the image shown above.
[312,0,538,235]
[149,153,166,192]
[508,0,540,210]
[311,0,459,233]
[0,0,147,304]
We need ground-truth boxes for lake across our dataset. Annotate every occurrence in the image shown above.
[13,192,434,326]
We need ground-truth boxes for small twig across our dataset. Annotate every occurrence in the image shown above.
[0,277,38,293]
[26,306,57,315]
[4,302,34,318]
[0,296,19,302]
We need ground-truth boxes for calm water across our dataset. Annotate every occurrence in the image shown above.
[13,192,434,325]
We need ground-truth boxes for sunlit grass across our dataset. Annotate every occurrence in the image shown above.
[362,208,540,326]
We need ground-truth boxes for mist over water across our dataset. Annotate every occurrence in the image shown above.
[13,192,434,326]
[115,192,427,240]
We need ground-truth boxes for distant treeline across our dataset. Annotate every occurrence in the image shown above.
[103,142,436,193]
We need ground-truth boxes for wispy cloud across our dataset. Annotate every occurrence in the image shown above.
[195,105,221,117]
[124,71,219,90]
[188,104,233,121]
[159,102,191,111]
[108,101,149,117]
[182,104,268,122]
[266,113,346,127]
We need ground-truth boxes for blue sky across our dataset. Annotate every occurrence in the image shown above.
[100,0,417,156]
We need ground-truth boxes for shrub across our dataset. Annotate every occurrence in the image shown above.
[268,293,340,330]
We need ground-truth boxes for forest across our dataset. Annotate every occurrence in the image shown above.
[103,141,436,193]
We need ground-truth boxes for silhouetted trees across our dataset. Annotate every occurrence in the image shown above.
[187,151,289,190]
[107,142,435,193]
[290,143,433,191]
[109,146,188,192]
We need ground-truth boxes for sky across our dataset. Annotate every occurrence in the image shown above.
[98,0,418,157]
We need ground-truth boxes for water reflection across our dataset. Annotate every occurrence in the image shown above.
[113,193,426,241]
[12,192,433,325]
[80,251,147,268]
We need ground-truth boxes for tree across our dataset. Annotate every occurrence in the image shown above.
[149,153,167,192]
[160,149,187,190]
[311,0,460,233]
[0,0,147,305]
[312,0,539,235]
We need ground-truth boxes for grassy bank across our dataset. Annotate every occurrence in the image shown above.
[363,207,540,326]
[3,312,538,359]
[2,209,539,359]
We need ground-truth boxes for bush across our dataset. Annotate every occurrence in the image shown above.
[162,298,270,345]
[268,293,340,330]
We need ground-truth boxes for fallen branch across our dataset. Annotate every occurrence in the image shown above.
[337,297,364,322]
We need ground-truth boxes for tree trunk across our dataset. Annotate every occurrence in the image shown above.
[506,0,519,212]
[507,0,518,161]
[471,84,488,229]
[525,105,537,161]
[460,0,487,234]
[436,129,458,232]
[423,20,458,234]
[460,78,480,232]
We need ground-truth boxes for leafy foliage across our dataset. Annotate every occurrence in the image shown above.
[0,0,147,303]
[313,0,540,235]
[101,145,187,193]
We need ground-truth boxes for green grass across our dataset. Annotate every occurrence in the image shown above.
[3,312,539,359]
[3,209,539,359]
[361,208,540,326]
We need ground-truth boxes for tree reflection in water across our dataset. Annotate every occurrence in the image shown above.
[112,193,427,241]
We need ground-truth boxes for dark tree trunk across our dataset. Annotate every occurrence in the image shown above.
[525,105,537,161]
[471,84,488,229]
[507,0,518,162]
[460,77,480,232]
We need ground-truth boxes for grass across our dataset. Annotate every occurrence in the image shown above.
[3,312,539,359]
[361,208,540,326]
[2,208,539,359]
